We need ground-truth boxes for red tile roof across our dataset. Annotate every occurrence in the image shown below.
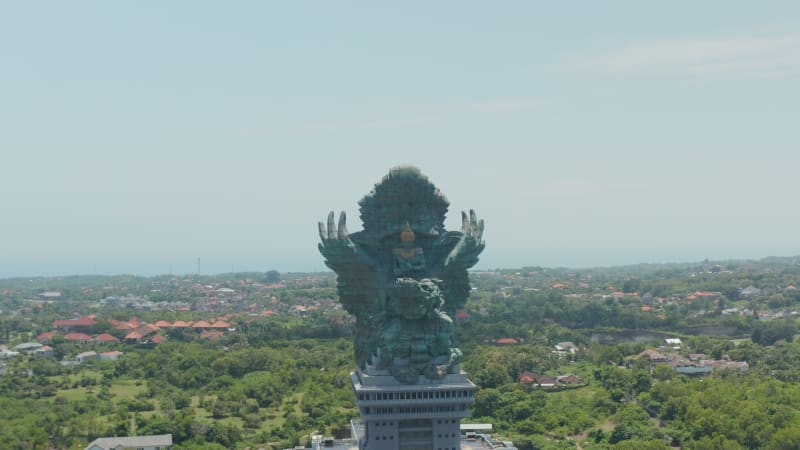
[192,320,211,328]
[151,335,167,344]
[694,291,716,297]
[94,333,119,342]
[171,320,192,328]
[208,320,230,328]
[37,331,57,341]
[65,332,91,341]
[519,371,536,384]
[125,331,145,340]
[494,338,520,345]
[154,320,172,328]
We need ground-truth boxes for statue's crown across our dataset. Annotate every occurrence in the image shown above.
[358,165,449,236]
[400,223,416,243]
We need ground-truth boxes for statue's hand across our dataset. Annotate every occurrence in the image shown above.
[318,211,360,268]
[445,210,485,269]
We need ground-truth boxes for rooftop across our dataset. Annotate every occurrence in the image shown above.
[85,433,172,450]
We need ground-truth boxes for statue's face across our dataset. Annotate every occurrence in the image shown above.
[391,278,442,320]
[376,211,442,242]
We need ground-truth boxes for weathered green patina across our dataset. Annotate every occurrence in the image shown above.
[318,166,484,383]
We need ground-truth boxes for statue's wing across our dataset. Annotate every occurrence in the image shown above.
[323,231,383,369]
[323,231,381,315]
[430,231,468,318]
[440,264,471,318]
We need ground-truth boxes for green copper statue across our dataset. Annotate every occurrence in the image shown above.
[318,166,484,383]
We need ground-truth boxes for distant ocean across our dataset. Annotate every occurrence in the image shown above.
[0,258,326,279]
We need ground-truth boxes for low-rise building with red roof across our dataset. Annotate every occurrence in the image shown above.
[192,320,211,329]
[113,322,137,331]
[65,332,91,343]
[518,371,557,388]
[94,333,119,343]
[34,345,54,358]
[37,331,57,343]
[124,331,145,342]
[99,351,124,361]
[53,316,97,332]
[124,327,156,343]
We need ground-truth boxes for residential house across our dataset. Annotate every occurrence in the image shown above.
[192,320,212,330]
[93,333,119,343]
[37,331,57,343]
[124,330,146,343]
[99,351,123,361]
[518,371,557,388]
[76,351,98,363]
[639,349,669,363]
[741,286,761,298]
[12,342,43,353]
[553,342,578,355]
[85,433,172,450]
[65,332,92,344]
[556,374,584,385]
[208,320,231,330]
[53,316,97,332]
[170,320,193,328]
[34,346,54,358]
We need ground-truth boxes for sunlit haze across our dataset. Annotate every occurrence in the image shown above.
[2,2,799,277]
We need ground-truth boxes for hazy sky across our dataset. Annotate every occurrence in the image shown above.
[2,2,799,277]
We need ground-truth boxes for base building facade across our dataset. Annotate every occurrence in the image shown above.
[352,370,476,450]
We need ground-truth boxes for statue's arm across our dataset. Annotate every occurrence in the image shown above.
[318,210,372,272]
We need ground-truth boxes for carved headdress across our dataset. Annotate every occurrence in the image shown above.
[358,165,449,238]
